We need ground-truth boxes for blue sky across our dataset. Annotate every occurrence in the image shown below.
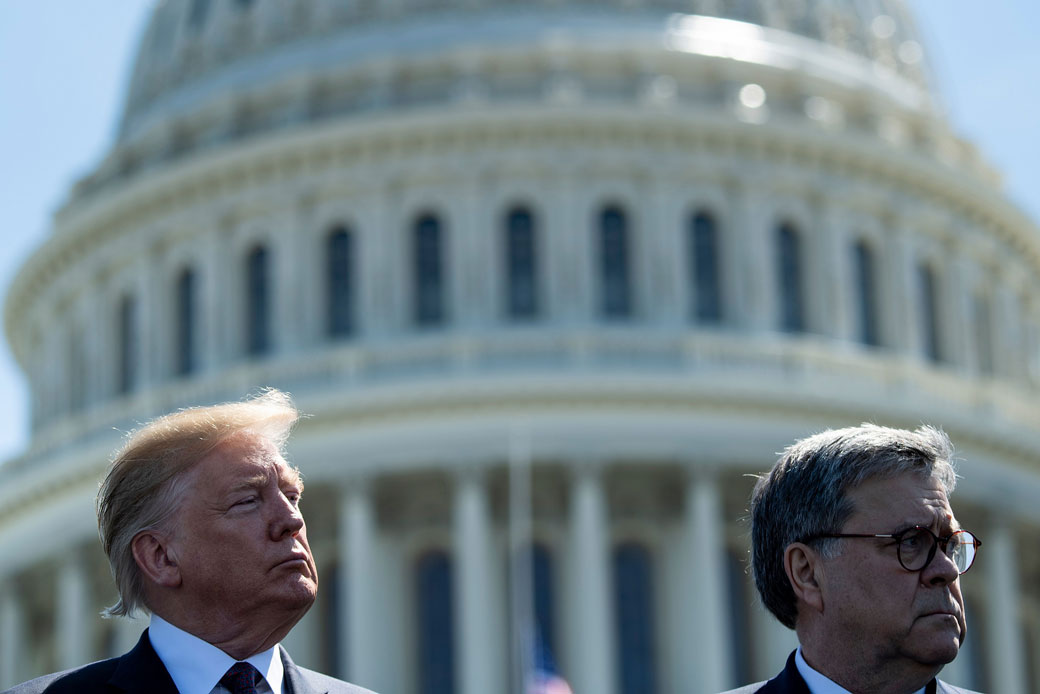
[0,2,1038,462]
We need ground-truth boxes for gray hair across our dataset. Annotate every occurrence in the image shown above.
[97,389,300,618]
[750,423,956,629]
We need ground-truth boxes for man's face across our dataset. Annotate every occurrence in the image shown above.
[166,432,318,625]
[819,472,967,670]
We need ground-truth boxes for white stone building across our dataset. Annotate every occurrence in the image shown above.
[1,1,1039,692]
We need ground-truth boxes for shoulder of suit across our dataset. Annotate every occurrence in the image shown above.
[294,666,381,694]
[1,656,121,694]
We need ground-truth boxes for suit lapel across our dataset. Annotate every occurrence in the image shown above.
[756,652,812,694]
[281,647,327,694]
[108,629,181,694]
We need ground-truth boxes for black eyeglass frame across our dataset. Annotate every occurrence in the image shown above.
[800,526,981,574]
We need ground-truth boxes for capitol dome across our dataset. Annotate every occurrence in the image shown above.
[2,1,1039,692]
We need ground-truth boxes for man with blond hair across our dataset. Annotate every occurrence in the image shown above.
[5,390,374,694]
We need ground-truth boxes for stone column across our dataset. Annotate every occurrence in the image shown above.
[943,240,975,371]
[815,198,850,341]
[57,552,89,669]
[452,179,488,327]
[984,521,1027,694]
[993,281,1024,381]
[454,467,498,694]
[81,292,105,407]
[680,469,734,691]
[553,174,587,323]
[728,178,771,331]
[566,463,613,694]
[646,179,685,326]
[135,242,160,390]
[340,479,378,687]
[202,223,233,369]
[0,581,22,689]
[881,217,915,353]
[274,195,309,352]
[359,182,390,336]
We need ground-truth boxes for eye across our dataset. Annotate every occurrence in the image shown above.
[900,528,928,553]
[234,496,258,508]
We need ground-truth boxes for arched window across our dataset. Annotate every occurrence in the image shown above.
[852,240,880,347]
[917,263,942,363]
[175,267,196,376]
[117,294,137,395]
[505,207,538,320]
[246,245,270,356]
[973,292,994,375]
[776,223,805,333]
[327,227,355,338]
[414,214,445,326]
[613,543,657,694]
[599,205,631,318]
[690,211,722,323]
[416,550,455,694]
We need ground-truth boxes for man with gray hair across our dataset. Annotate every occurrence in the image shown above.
[5,390,374,694]
[722,424,982,694]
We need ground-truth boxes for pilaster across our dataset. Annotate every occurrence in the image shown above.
[565,462,613,694]
[57,552,89,669]
[880,217,915,353]
[454,466,499,694]
[680,468,734,691]
[340,478,379,688]
[984,521,1027,694]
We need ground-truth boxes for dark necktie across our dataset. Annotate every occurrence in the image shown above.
[220,662,262,694]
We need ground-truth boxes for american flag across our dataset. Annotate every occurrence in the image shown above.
[526,628,573,694]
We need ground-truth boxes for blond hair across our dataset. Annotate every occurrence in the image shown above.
[97,389,299,618]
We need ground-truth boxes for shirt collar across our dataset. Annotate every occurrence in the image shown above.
[796,648,925,694]
[148,614,284,694]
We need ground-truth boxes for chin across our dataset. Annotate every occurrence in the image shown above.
[914,637,961,667]
[277,577,318,610]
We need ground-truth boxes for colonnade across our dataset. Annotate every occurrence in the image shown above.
[0,463,1034,693]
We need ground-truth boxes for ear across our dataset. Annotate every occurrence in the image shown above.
[131,530,182,589]
[784,542,825,614]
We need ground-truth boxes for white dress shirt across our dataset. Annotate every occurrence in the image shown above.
[796,648,925,694]
[148,614,284,694]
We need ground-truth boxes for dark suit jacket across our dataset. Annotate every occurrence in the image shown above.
[2,630,375,694]
[719,651,982,694]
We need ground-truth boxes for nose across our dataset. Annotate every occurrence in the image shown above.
[921,542,960,586]
[269,491,305,541]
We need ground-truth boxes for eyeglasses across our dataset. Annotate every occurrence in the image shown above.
[803,526,981,574]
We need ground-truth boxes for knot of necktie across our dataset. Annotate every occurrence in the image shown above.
[220,661,262,694]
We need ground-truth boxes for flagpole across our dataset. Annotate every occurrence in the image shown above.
[508,421,534,694]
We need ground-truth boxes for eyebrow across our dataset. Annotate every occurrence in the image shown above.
[226,474,269,495]
[279,465,304,492]
[893,514,960,534]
